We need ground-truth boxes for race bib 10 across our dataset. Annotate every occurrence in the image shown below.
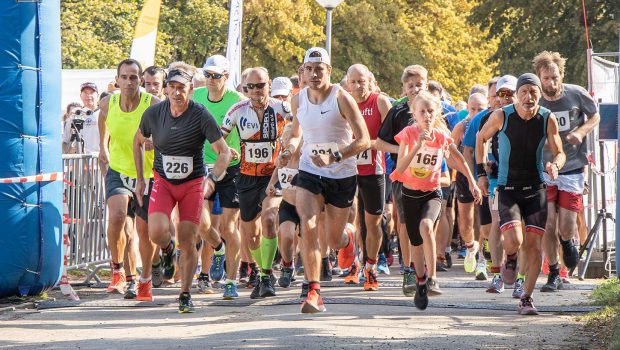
[162,155,193,180]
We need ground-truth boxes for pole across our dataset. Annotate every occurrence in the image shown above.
[325,8,333,58]
[616,29,620,277]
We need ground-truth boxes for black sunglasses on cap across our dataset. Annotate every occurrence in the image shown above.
[166,69,193,83]
[204,71,224,79]
[246,82,267,90]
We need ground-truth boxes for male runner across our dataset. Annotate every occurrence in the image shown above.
[134,62,231,312]
[533,51,600,292]
[476,73,565,315]
[280,47,370,313]
[143,66,166,100]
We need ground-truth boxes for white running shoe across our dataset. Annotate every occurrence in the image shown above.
[464,241,479,273]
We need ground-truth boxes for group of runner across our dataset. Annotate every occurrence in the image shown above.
[97,47,599,315]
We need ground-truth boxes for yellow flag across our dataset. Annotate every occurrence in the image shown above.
[129,0,162,68]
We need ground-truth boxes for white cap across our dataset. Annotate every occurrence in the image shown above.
[271,77,293,97]
[203,54,229,74]
[496,75,517,92]
[303,47,331,66]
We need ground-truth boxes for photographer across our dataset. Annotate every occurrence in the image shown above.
[62,82,101,154]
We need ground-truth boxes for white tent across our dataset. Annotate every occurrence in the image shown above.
[61,69,116,112]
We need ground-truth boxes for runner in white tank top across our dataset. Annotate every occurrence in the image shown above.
[278,47,370,314]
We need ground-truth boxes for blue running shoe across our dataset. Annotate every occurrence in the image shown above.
[377,253,390,275]
[223,282,239,300]
[210,253,226,282]
[457,247,467,259]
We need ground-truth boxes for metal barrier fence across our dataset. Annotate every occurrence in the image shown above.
[63,153,109,284]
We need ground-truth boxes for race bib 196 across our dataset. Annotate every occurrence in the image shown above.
[162,155,193,179]
[555,111,571,133]
[244,142,273,163]
[310,142,339,157]
[409,146,441,179]
[278,168,299,189]
[120,174,150,195]
[356,149,372,165]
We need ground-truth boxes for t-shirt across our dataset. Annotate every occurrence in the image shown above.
[390,125,453,191]
[377,103,411,166]
[393,96,456,115]
[140,99,222,184]
[445,109,468,131]
[62,109,100,153]
[540,84,598,174]
[461,108,491,176]
[192,87,243,166]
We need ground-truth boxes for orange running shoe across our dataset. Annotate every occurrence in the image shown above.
[301,289,326,314]
[137,280,153,301]
[542,255,549,275]
[560,264,570,283]
[338,224,356,269]
[344,261,360,284]
[363,268,379,291]
[107,271,126,294]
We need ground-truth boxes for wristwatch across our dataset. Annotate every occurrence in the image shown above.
[333,151,343,163]
[207,172,219,183]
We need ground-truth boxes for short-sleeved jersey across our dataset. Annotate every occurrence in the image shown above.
[540,83,598,174]
[140,99,222,184]
[377,102,411,166]
[221,98,290,176]
[390,125,453,192]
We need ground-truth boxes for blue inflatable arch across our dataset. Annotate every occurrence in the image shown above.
[0,1,62,297]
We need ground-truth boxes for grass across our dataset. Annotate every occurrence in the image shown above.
[579,278,620,349]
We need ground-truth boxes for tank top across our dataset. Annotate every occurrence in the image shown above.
[107,92,154,179]
[297,86,356,178]
[356,92,385,176]
[497,104,550,188]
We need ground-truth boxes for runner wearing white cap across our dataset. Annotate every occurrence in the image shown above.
[271,77,293,102]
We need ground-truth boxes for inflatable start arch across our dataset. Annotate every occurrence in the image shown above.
[0,1,63,297]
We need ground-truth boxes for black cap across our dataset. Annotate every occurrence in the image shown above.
[80,82,98,93]
[516,73,541,92]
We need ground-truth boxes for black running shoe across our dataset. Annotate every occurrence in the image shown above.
[320,258,332,282]
[414,279,429,310]
[278,267,295,288]
[247,266,259,289]
[561,239,579,269]
[250,282,262,299]
[123,280,137,299]
[436,260,448,272]
[161,240,177,280]
[541,270,563,292]
[300,281,309,298]
[445,252,452,268]
[259,275,276,298]
[178,293,195,313]
[239,263,250,284]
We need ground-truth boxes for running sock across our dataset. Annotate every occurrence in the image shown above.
[240,261,249,272]
[213,241,225,255]
[260,236,279,272]
[465,242,475,250]
[416,274,428,284]
[126,275,135,282]
[198,272,209,280]
[250,246,263,273]
[490,266,501,274]
[366,258,377,270]
[309,281,321,293]
[112,261,123,272]
[152,261,161,268]
[517,273,525,281]
[282,260,293,268]
[162,240,174,254]
[139,276,152,283]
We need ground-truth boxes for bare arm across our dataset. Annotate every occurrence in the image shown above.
[209,138,232,181]
[97,96,111,173]
[475,109,504,169]
[545,113,566,179]
[569,112,600,145]
[279,94,303,166]
[375,138,399,154]
[336,89,371,158]
[395,141,421,175]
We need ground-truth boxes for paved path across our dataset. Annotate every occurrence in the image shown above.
[0,262,599,350]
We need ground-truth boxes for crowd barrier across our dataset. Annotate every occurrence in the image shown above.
[63,153,109,284]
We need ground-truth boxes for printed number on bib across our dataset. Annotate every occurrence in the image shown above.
[492,189,499,211]
[278,168,299,189]
[409,146,441,179]
[310,143,339,157]
[120,174,150,195]
[357,149,372,165]
[245,142,272,163]
[162,155,193,179]
[555,111,571,132]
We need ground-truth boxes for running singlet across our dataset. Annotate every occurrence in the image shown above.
[106,92,154,179]
[193,87,243,166]
[221,98,290,176]
[297,85,356,179]
[497,104,550,188]
[139,99,223,185]
[356,92,385,175]
[390,125,453,192]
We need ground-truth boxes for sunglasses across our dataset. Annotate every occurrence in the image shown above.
[204,71,224,79]
[74,109,93,116]
[498,90,514,98]
[246,82,267,90]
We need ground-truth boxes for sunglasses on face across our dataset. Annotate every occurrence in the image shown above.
[498,90,514,98]
[246,82,267,90]
[204,71,224,79]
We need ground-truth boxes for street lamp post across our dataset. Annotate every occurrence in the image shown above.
[314,0,344,58]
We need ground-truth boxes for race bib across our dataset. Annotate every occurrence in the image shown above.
[409,146,441,179]
[555,111,571,132]
[120,174,150,195]
[309,142,339,157]
[245,142,273,163]
[356,149,372,165]
[491,189,499,211]
[162,155,193,179]
[278,168,299,189]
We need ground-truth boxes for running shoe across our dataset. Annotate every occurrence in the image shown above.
[259,275,276,298]
[197,274,214,294]
[337,224,356,269]
[250,282,262,299]
[339,267,350,277]
[300,281,309,298]
[502,255,518,285]
[363,268,379,291]
[512,278,525,299]
[320,258,332,282]
[344,261,360,284]
[445,251,453,268]
[161,240,178,280]
[137,280,153,302]
[210,253,226,282]
[560,265,570,284]
[223,282,239,300]
[278,267,295,288]
[107,271,126,294]
[151,261,164,288]
[486,274,504,293]
[464,241,479,273]
[399,264,405,275]
[436,259,448,272]
[402,269,416,297]
[518,296,538,315]
[247,266,259,289]
[124,280,137,299]
[457,247,467,259]
[541,270,563,292]
[427,278,442,296]
[475,260,488,281]
[301,289,326,314]
[386,252,394,267]
[239,264,250,284]
[414,279,429,310]
[483,239,491,260]
[541,256,550,275]
[377,253,390,275]
[178,293,195,313]
[560,238,579,269]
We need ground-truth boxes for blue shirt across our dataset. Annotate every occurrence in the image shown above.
[445,109,467,131]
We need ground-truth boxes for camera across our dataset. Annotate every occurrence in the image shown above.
[70,108,92,133]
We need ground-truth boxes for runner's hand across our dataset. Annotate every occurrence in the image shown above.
[418,129,431,144]
[144,139,154,151]
[470,182,483,204]
[566,131,584,145]
[135,178,146,207]
[277,150,291,167]
[546,161,559,180]
[203,177,216,199]
[311,153,332,167]
[477,176,489,197]
[230,147,240,161]
[266,183,277,197]
[98,149,109,176]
